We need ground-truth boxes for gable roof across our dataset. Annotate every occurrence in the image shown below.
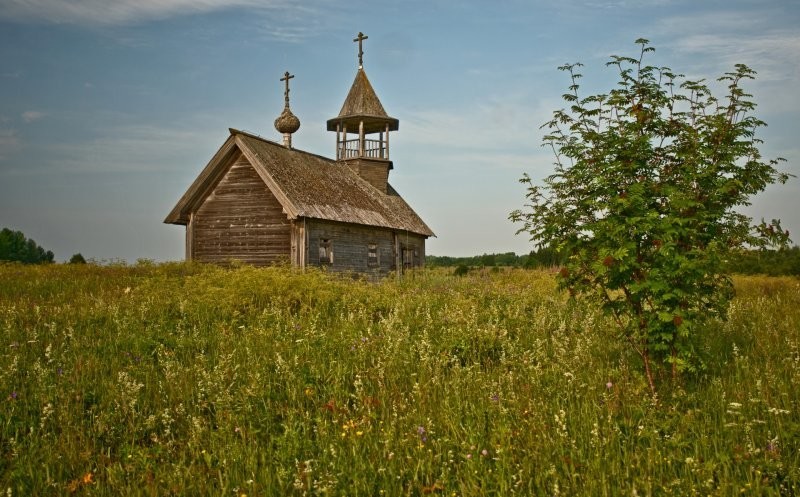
[326,68,399,133]
[164,129,434,237]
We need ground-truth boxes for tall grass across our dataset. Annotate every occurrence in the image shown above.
[0,262,798,495]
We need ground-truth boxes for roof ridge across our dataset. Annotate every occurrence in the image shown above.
[229,128,336,164]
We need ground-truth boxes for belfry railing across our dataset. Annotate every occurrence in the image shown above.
[338,138,387,160]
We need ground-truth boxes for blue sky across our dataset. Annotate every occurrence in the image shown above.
[1,0,798,261]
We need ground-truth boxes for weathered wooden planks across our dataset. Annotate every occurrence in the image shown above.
[306,219,425,277]
[191,156,290,266]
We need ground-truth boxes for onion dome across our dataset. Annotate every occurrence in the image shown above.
[274,106,300,134]
[274,71,300,148]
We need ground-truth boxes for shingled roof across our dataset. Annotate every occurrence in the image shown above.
[164,129,433,237]
[326,68,399,133]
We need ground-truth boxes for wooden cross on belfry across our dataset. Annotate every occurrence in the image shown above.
[353,32,368,68]
[280,71,294,107]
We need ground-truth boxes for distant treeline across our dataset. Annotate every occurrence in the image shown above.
[724,246,800,276]
[427,246,563,269]
[0,228,54,264]
[429,246,800,276]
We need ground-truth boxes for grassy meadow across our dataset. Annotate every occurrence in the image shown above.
[0,262,798,495]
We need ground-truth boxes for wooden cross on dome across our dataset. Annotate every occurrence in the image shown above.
[280,71,294,107]
[353,32,368,68]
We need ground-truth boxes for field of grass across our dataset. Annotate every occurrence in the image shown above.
[0,262,798,495]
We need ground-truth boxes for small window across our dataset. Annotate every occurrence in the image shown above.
[319,239,333,264]
[368,243,378,267]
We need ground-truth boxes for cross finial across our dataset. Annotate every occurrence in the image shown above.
[280,71,294,107]
[353,31,368,68]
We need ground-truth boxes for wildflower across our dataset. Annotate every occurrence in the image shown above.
[9,392,17,400]
[481,449,489,456]
[490,393,499,402]
[466,453,472,459]
[82,472,94,485]
[606,381,613,389]
[417,426,427,443]
[767,407,790,415]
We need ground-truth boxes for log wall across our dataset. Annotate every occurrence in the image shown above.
[191,155,290,265]
[306,220,425,277]
[343,158,390,193]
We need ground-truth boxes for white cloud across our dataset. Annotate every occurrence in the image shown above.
[0,0,338,43]
[21,111,46,123]
[0,0,290,25]
[401,99,546,154]
[652,10,800,82]
[582,0,680,8]
[669,31,800,83]
[0,120,223,176]
[254,3,332,43]
[52,124,221,174]
[649,11,800,117]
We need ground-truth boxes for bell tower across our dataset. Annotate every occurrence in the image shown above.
[326,32,398,193]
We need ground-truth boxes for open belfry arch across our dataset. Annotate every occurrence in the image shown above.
[164,32,433,277]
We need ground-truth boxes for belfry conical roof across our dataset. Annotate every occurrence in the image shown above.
[327,68,399,133]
